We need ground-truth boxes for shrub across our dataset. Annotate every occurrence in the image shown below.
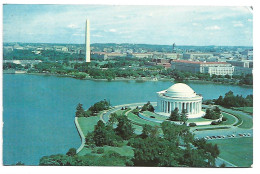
[66,148,76,156]
[97,148,104,154]
[189,123,197,127]
[211,121,220,125]
[222,117,227,121]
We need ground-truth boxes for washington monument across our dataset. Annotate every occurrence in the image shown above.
[85,19,91,62]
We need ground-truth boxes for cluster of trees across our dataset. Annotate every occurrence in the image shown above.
[75,100,111,117]
[141,101,155,112]
[40,110,220,167]
[3,62,24,70]
[215,91,253,108]
[203,107,221,120]
[39,150,132,166]
[238,74,253,85]
[168,108,188,123]
[128,121,218,167]
[85,115,134,147]
[3,49,84,61]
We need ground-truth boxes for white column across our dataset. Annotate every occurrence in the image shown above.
[161,100,163,112]
[191,102,194,114]
[165,101,168,113]
[187,102,190,114]
[196,102,198,114]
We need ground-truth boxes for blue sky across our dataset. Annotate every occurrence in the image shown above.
[3,5,253,46]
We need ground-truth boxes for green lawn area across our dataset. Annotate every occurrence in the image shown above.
[186,117,212,123]
[78,145,134,157]
[127,112,160,127]
[77,116,100,136]
[142,111,168,121]
[114,109,125,116]
[233,107,253,114]
[220,112,237,125]
[211,137,253,167]
[221,108,253,129]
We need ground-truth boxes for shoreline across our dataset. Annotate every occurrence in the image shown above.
[3,71,253,87]
[74,117,85,154]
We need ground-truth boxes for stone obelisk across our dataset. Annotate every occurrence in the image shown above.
[85,19,91,62]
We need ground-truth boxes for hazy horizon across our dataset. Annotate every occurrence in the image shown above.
[3,5,253,46]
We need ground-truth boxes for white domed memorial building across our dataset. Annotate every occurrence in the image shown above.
[156,83,205,118]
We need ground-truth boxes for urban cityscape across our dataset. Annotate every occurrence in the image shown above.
[2,5,253,168]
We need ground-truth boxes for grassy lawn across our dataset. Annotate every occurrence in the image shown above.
[233,107,253,114]
[142,111,168,121]
[211,137,253,167]
[78,145,134,157]
[77,116,100,136]
[127,112,160,127]
[221,109,253,129]
[187,117,212,123]
[220,112,237,125]
[114,109,124,116]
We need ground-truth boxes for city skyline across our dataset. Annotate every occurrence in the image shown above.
[3,5,253,46]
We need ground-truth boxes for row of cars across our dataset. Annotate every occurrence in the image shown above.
[202,133,251,140]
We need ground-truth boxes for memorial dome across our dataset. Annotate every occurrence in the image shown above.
[165,83,196,98]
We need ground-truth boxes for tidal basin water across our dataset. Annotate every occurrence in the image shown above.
[3,74,253,165]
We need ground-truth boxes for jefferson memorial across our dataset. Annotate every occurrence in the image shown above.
[156,83,205,118]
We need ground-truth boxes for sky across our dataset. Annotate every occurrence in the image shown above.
[3,5,253,46]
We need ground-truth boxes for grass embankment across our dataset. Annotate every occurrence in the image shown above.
[220,112,237,126]
[223,110,252,129]
[127,112,160,127]
[211,137,253,167]
[77,116,100,136]
[141,111,167,121]
[232,107,253,115]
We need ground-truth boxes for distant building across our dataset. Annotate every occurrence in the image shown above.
[183,53,213,60]
[130,53,153,59]
[171,60,234,76]
[227,60,253,75]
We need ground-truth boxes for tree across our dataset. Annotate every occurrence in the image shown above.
[75,103,85,117]
[66,148,77,156]
[93,120,107,146]
[115,116,134,140]
[214,106,221,114]
[169,108,180,121]
[180,109,188,124]
[140,124,153,139]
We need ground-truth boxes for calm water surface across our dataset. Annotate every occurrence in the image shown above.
[3,74,253,165]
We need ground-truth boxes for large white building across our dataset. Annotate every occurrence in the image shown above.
[156,83,205,118]
[171,60,234,76]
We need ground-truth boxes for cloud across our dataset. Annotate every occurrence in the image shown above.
[92,34,103,37]
[248,19,253,22]
[109,29,117,32]
[67,24,78,29]
[205,25,221,30]
[232,21,244,27]
[192,23,200,26]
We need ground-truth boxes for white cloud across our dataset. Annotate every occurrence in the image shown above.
[92,34,103,37]
[67,24,79,29]
[192,23,200,26]
[72,33,84,36]
[205,25,221,30]
[109,29,117,32]
[248,19,253,22]
[232,21,244,27]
